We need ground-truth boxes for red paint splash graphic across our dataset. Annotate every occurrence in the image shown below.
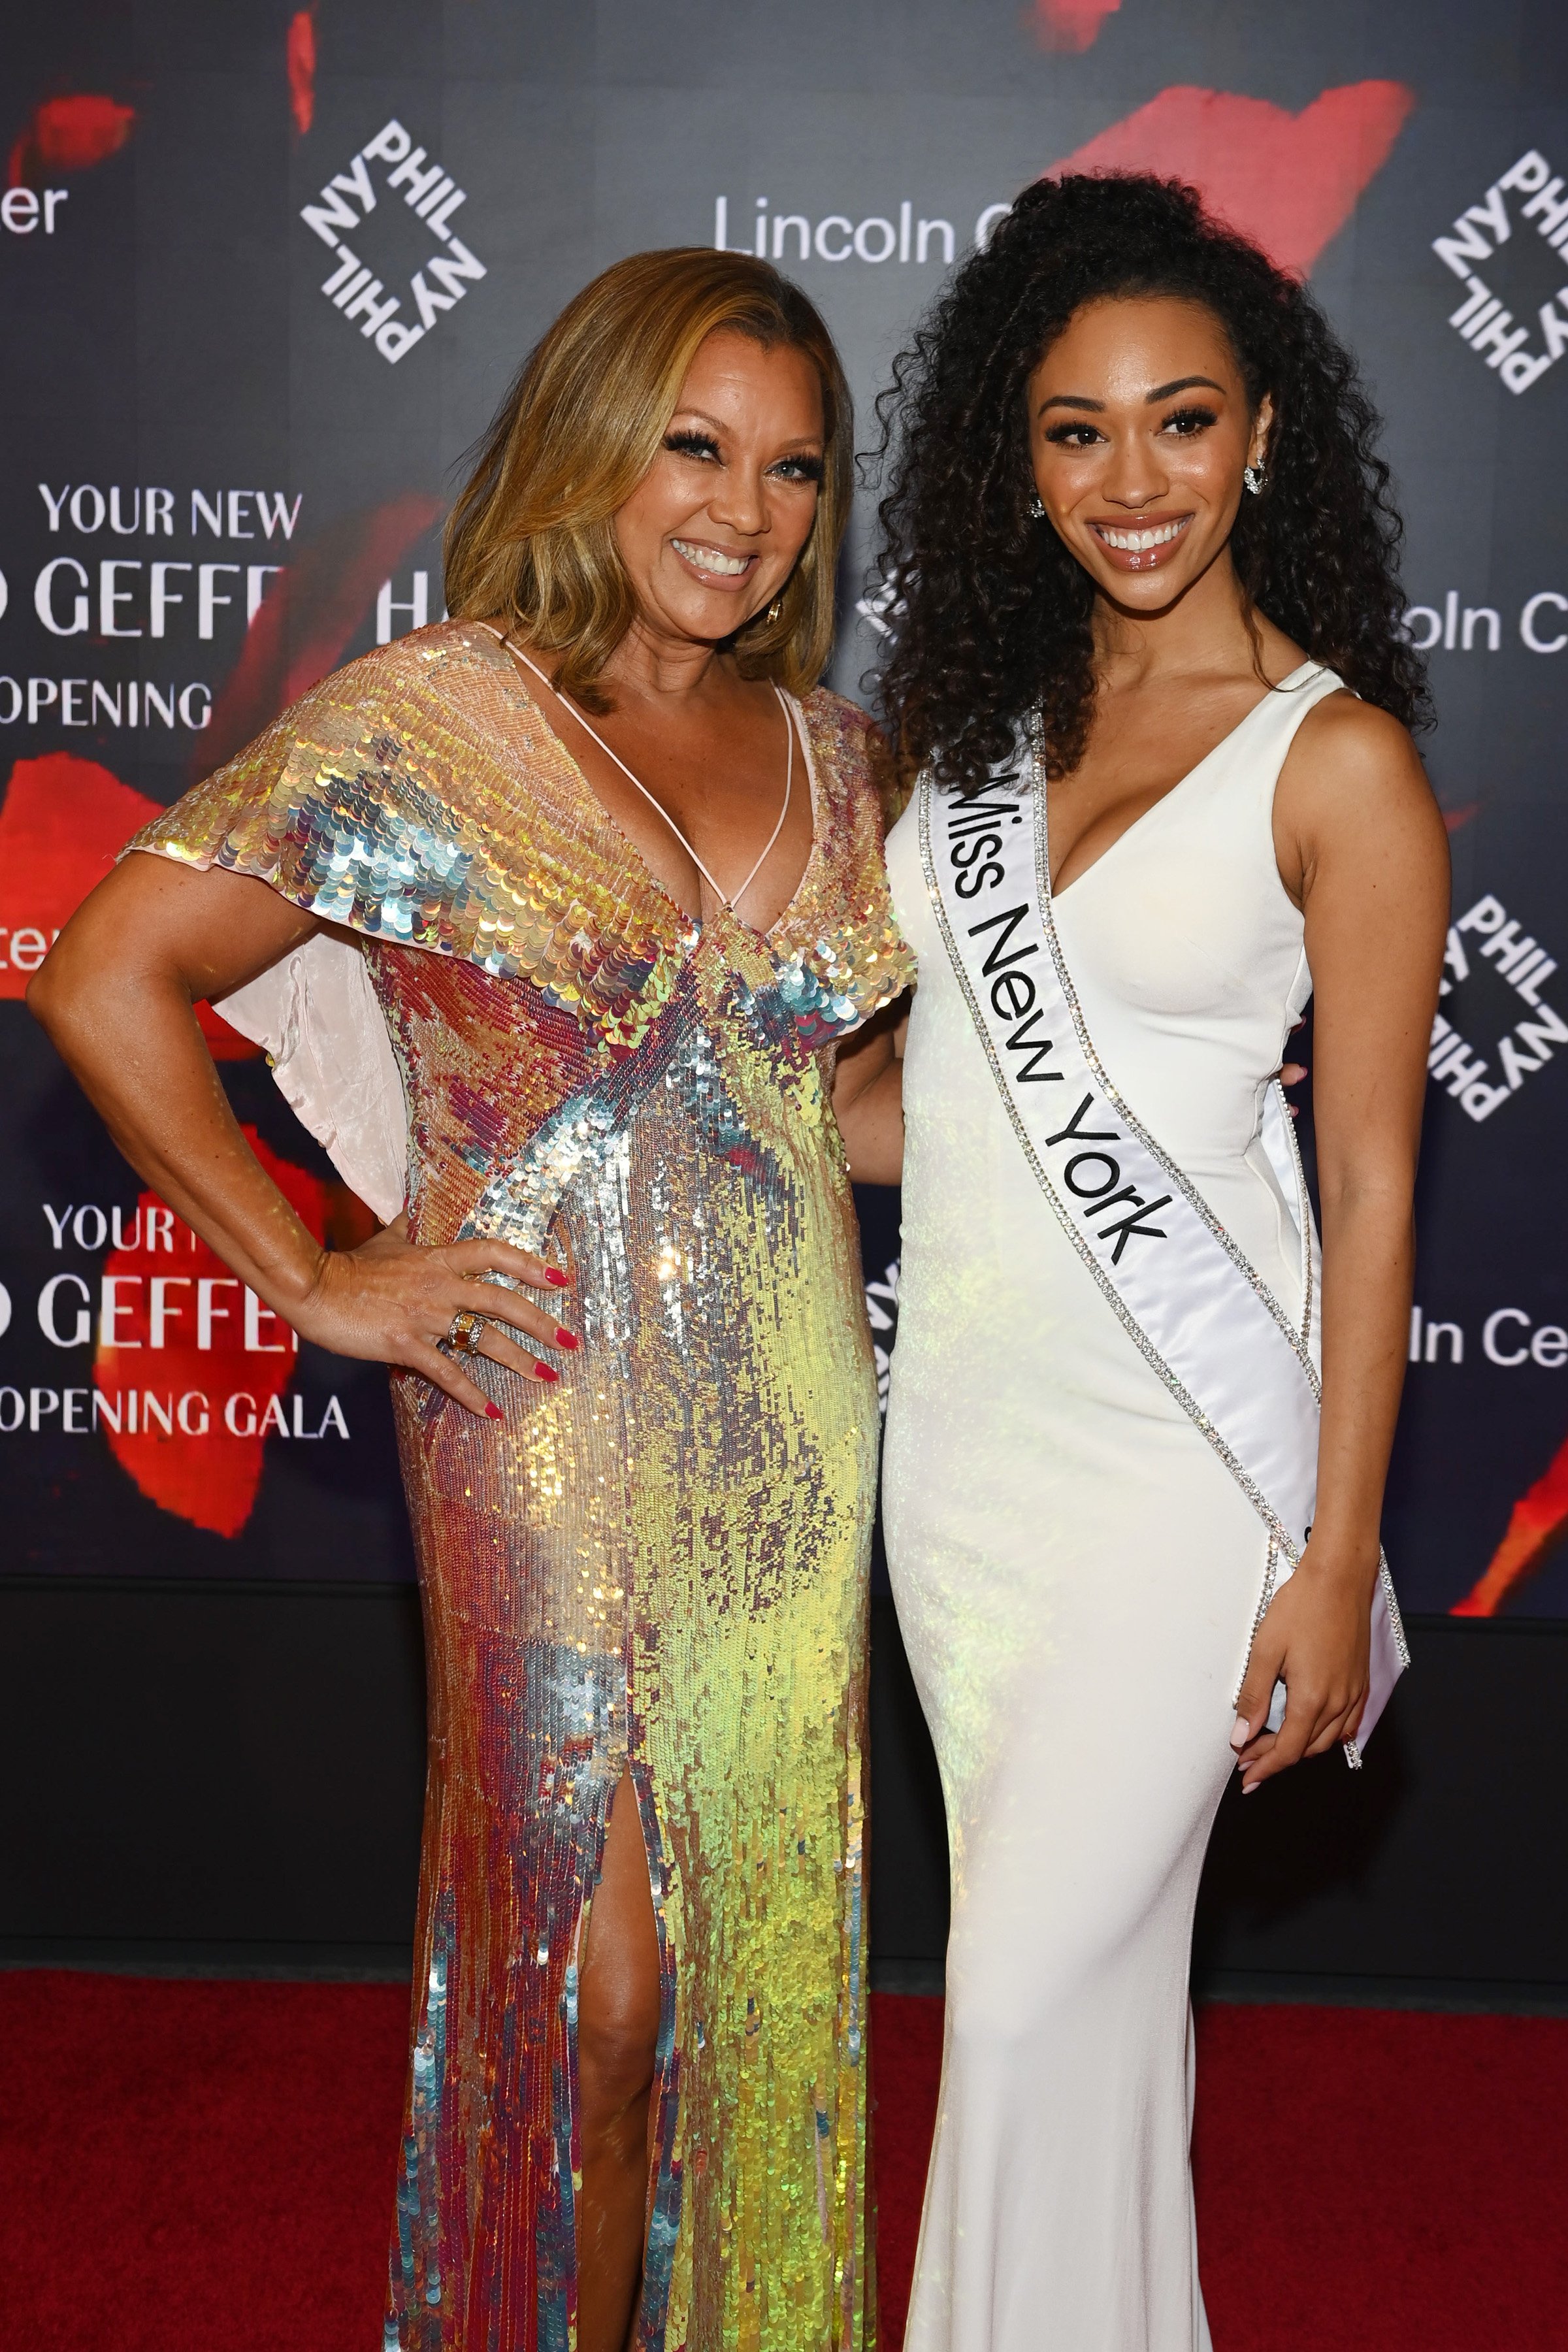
[1046,82,1416,277]
[93,1133,330,1539]
[3,757,379,1538]
[287,9,318,139]
[1034,0,1120,53]
[198,493,444,778]
[0,753,255,1053]
[1453,1429,1568,1616]
[8,93,135,190]
[0,752,157,998]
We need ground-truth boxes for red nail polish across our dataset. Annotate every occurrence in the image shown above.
[546,1267,569,1288]
[555,1328,579,1350]
[534,1361,559,1382]
[485,1401,504,1420]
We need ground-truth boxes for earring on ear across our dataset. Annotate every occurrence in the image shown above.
[1028,493,1045,519]
[765,595,785,625]
[1243,464,1265,497]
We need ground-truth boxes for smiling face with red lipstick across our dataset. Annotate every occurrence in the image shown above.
[1027,293,1273,614]
[611,328,827,655]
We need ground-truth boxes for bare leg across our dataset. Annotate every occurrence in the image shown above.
[576,1769,661,2352]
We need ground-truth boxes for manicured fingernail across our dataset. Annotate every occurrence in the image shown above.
[1243,1780,1261,1795]
[546,1267,569,1288]
[485,1401,503,1420]
[555,1328,579,1350]
[1230,1714,1250,1750]
[534,1360,559,1382]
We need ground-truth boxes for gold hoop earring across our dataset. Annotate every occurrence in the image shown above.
[765,595,785,626]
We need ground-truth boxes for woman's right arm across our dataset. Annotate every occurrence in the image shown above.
[28,855,572,1414]
[832,999,907,1185]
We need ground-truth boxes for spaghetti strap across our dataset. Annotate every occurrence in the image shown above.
[493,630,792,914]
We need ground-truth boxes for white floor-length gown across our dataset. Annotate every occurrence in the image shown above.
[882,664,1343,2351]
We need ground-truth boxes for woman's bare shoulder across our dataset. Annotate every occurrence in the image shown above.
[1274,687,1448,921]
[1281,689,1435,825]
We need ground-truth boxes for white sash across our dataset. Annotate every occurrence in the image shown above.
[921,738,1409,1763]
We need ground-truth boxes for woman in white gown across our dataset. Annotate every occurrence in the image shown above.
[843,175,1450,2347]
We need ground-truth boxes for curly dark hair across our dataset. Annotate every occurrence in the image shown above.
[873,172,1431,789]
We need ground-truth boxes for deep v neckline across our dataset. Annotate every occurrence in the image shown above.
[476,625,823,949]
[1048,662,1318,906]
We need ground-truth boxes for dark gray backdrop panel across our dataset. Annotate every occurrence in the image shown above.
[3,0,1568,1983]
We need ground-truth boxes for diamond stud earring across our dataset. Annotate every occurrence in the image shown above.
[1028,493,1046,518]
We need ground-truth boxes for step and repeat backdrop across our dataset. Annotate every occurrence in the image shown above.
[2,0,1566,1611]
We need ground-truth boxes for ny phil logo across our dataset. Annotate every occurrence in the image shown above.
[1434,150,1568,395]
[299,118,486,366]
[865,1259,900,1413]
[1428,893,1565,1124]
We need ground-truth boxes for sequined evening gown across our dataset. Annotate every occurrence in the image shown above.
[134,620,913,2351]
[882,666,1343,2351]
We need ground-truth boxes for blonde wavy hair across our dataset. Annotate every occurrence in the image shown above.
[444,248,853,711]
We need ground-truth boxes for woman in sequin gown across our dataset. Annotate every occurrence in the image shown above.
[32,252,912,2351]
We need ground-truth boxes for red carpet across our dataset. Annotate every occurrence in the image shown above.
[4,1971,1567,2348]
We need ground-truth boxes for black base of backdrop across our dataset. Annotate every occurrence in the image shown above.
[7,1581,1568,2010]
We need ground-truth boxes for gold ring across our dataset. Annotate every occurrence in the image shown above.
[447,1309,486,1354]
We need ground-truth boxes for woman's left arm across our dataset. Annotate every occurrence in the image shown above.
[1232,697,1450,1790]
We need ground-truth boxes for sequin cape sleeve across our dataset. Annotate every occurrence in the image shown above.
[125,621,685,1053]
[782,685,916,1037]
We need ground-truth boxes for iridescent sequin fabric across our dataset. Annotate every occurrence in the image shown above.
[133,620,914,2351]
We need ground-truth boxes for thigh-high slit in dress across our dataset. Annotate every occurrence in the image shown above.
[133,619,914,2351]
[882,665,1343,2352]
